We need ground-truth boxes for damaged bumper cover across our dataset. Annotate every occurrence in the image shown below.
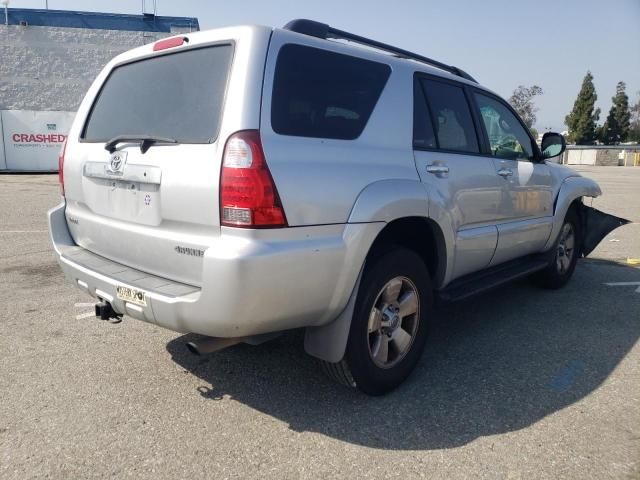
[580,205,631,257]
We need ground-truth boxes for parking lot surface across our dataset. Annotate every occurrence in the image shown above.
[1,166,639,479]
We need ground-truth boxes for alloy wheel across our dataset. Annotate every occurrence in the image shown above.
[367,276,420,369]
[556,222,575,274]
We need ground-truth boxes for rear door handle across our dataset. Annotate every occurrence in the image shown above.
[426,164,449,175]
[497,168,513,178]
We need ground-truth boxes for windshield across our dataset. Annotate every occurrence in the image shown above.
[82,44,233,144]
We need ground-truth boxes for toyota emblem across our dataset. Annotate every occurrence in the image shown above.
[109,151,127,173]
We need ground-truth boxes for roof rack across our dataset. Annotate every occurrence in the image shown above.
[283,19,477,84]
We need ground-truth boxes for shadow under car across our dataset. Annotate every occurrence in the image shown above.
[166,259,640,450]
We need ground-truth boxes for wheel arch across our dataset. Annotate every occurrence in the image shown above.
[543,176,601,251]
[346,178,448,289]
[305,215,447,363]
[364,216,447,289]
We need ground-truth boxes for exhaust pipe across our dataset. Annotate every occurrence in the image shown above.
[186,336,245,355]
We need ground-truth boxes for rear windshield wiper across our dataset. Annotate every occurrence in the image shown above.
[105,135,177,154]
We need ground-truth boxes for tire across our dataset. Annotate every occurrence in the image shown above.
[533,208,581,290]
[322,248,432,395]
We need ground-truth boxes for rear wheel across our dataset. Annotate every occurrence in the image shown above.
[534,208,581,289]
[322,248,432,395]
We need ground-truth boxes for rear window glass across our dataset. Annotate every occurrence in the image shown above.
[83,45,233,143]
[271,44,391,140]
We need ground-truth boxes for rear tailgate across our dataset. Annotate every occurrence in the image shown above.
[62,26,271,287]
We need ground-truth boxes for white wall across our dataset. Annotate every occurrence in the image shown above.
[0,24,168,112]
[0,23,175,170]
[566,149,597,165]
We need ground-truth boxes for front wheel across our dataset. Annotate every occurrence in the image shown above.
[322,248,432,395]
[533,208,581,289]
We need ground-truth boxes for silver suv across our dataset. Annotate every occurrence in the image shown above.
[48,19,627,395]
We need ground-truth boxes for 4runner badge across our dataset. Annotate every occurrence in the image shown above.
[174,246,205,257]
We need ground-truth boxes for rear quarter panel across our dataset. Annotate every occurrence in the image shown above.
[259,29,420,226]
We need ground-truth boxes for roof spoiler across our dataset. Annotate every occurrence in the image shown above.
[283,19,477,84]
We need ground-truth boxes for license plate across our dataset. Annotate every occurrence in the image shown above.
[116,286,147,307]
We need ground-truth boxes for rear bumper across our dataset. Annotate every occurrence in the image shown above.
[48,203,382,337]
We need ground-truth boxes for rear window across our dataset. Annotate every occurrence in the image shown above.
[83,45,233,143]
[271,44,391,140]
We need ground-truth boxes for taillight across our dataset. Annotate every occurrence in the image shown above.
[220,130,287,228]
[58,139,67,197]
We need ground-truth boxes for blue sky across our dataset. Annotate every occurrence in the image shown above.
[12,0,640,131]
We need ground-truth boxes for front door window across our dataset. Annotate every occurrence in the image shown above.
[474,93,534,161]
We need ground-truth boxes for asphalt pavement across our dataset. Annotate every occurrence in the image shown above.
[0,166,639,479]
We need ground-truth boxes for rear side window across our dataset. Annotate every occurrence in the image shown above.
[420,78,479,153]
[271,44,391,140]
[413,79,437,149]
[83,45,233,143]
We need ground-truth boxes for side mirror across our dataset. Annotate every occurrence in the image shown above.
[541,132,566,159]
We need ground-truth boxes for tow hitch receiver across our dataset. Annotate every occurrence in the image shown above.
[95,301,122,323]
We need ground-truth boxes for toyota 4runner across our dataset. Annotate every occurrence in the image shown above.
[48,19,628,395]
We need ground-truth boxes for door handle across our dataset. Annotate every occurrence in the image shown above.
[426,164,449,175]
[497,168,513,178]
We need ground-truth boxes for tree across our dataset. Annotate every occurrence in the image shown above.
[627,90,640,143]
[509,85,543,129]
[565,71,600,144]
[600,81,631,144]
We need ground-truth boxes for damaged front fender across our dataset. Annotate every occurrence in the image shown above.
[580,205,630,257]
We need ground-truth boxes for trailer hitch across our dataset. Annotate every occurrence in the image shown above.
[95,301,122,323]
